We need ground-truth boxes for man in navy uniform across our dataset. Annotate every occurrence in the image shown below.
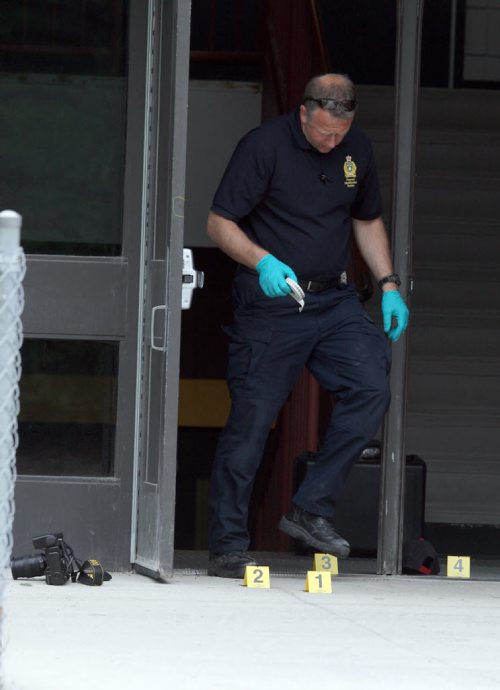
[206,73,409,578]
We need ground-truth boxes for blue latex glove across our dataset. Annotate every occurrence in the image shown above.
[255,254,298,298]
[381,290,409,342]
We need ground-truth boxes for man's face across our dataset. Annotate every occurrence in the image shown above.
[299,105,353,154]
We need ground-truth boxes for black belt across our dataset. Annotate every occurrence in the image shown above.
[298,271,348,293]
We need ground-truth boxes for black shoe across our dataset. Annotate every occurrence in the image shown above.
[207,551,258,578]
[279,506,351,558]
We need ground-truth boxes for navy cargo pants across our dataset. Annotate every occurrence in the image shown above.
[208,269,392,555]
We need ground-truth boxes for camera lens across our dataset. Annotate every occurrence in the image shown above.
[10,554,46,579]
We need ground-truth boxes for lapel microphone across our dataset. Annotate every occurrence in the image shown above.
[319,173,329,184]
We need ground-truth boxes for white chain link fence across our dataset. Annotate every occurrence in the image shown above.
[0,212,25,687]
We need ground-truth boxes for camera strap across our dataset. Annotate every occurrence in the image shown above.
[77,559,112,586]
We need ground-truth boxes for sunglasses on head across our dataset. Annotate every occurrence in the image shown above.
[304,96,357,113]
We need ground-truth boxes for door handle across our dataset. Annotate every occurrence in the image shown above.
[150,305,167,352]
[182,248,204,310]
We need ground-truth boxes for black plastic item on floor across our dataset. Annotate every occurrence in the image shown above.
[295,449,426,555]
[402,538,440,575]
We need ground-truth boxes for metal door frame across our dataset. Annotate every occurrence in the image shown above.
[125,0,423,577]
[377,0,424,574]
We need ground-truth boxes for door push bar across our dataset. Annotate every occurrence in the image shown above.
[181,248,204,310]
[150,249,205,352]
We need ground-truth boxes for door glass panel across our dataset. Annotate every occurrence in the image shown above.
[18,339,119,476]
[0,0,128,256]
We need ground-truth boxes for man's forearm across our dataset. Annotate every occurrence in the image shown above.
[207,211,268,269]
[352,217,397,289]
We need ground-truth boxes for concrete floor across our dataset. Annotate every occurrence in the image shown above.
[3,560,500,690]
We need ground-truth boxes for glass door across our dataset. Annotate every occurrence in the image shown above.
[132,0,191,581]
[3,0,147,569]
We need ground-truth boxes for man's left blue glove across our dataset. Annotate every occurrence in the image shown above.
[255,254,298,298]
[381,290,409,342]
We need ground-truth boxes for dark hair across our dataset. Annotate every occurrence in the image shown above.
[303,74,357,118]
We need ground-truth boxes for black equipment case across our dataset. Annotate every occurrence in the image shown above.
[295,449,426,555]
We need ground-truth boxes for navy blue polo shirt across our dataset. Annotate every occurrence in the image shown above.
[211,109,382,281]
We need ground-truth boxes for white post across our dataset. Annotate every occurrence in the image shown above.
[0,212,21,254]
[0,210,25,682]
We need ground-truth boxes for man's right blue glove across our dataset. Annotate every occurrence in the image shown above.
[255,254,298,298]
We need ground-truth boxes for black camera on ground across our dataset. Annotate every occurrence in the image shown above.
[11,533,77,585]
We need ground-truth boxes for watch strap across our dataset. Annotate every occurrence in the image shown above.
[378,273,401,289]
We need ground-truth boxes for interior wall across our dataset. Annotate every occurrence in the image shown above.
[184,80,262,248]
[464,0,500,81]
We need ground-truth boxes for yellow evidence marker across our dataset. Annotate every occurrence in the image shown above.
[314,553,339,575]
[447,556,471,579]
[305,570,332,593]
[243,565,271,588]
